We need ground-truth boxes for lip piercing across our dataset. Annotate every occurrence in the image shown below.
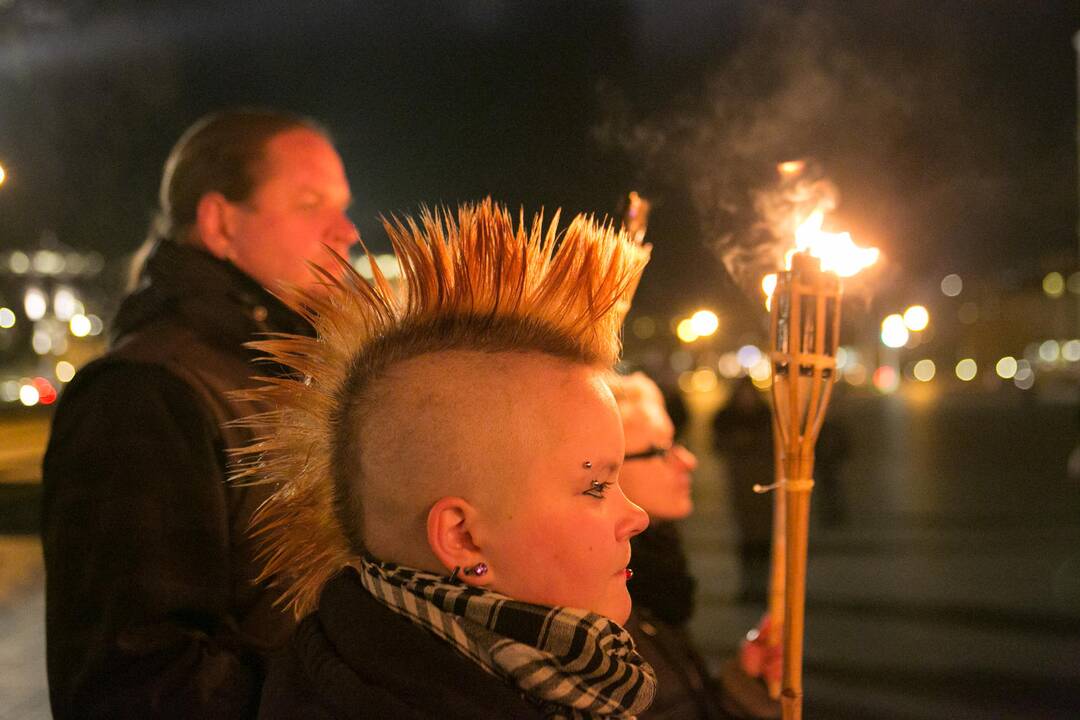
[625,568,634,581]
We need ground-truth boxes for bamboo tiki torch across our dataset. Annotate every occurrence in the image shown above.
[769,251,843,720]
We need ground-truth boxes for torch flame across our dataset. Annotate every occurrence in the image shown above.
[761,208,878,307]
[762,273,779,311]
[793,209,879,278]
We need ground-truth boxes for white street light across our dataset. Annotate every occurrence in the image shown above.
[880,314,909,348]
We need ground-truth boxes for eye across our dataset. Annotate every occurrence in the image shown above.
[296,193,323,210]
[583,480,612,499]
[624,444,672,462]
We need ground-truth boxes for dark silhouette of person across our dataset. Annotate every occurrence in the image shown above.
[712,378,774,600]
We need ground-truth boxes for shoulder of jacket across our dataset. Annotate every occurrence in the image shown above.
[69,328,257,444]
[111,316,241,368]
[111,316,259,397]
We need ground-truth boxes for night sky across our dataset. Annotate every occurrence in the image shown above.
[0,0,1076,316]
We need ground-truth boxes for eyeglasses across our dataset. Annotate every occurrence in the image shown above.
[624,443,679,462]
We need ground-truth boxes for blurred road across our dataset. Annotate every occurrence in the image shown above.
[1,391,1078,719]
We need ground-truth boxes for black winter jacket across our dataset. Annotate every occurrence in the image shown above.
[41,241,308,719]
[259,568,547,720]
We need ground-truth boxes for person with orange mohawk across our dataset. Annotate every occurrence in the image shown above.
[235,200,657,718]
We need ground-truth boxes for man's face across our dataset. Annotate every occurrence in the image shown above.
[477,367,649,625]
[224,128,358,292]
[619,404,697,521]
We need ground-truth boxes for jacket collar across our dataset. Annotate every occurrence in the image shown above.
[112,240,312,353]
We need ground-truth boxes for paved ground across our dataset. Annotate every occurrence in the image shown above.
[0,412,50,718]
[0,536,48,720]
[682,388,1080,719]
[2,389,1079,719]
[0,412,48,484]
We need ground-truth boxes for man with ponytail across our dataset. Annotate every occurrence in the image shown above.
[42,108,358,719]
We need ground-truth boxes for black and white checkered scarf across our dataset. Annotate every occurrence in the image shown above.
[357,555,657,719]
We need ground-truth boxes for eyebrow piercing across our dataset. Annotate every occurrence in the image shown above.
[583,460,592,470]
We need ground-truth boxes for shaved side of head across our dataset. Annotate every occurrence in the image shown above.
[356,351,580,568]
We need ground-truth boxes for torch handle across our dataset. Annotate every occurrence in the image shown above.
[781,454,814,720]
[766,437,786,700]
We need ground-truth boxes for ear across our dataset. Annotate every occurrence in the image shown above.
[194,192,240,261]
[427,496,490,586]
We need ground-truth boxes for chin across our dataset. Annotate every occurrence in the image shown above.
[603,589,632,626]
[672,492,694,519]
[608,606,631,626]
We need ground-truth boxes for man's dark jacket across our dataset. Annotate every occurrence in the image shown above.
[258,568,547,720]
[42,241,307,719]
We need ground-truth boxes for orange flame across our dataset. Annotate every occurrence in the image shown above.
[792,209,878,278]
[762,209,878,308]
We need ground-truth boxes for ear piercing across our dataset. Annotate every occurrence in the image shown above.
[463,562,488,577]
[450,562,489,582]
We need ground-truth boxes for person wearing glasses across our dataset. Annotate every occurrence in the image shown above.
[608,372,780,719]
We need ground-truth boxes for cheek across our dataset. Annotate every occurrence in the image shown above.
[492,509,611,601]
[254,225,334,278]
[536,515,614,591]
[518,512,591,565]
[248,213,319,246]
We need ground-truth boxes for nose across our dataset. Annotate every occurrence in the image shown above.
[615,486,650,541]
[673,444,698,472]
[329,210,360,250]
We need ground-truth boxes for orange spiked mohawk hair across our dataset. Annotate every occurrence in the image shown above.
[231,198,650,618]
